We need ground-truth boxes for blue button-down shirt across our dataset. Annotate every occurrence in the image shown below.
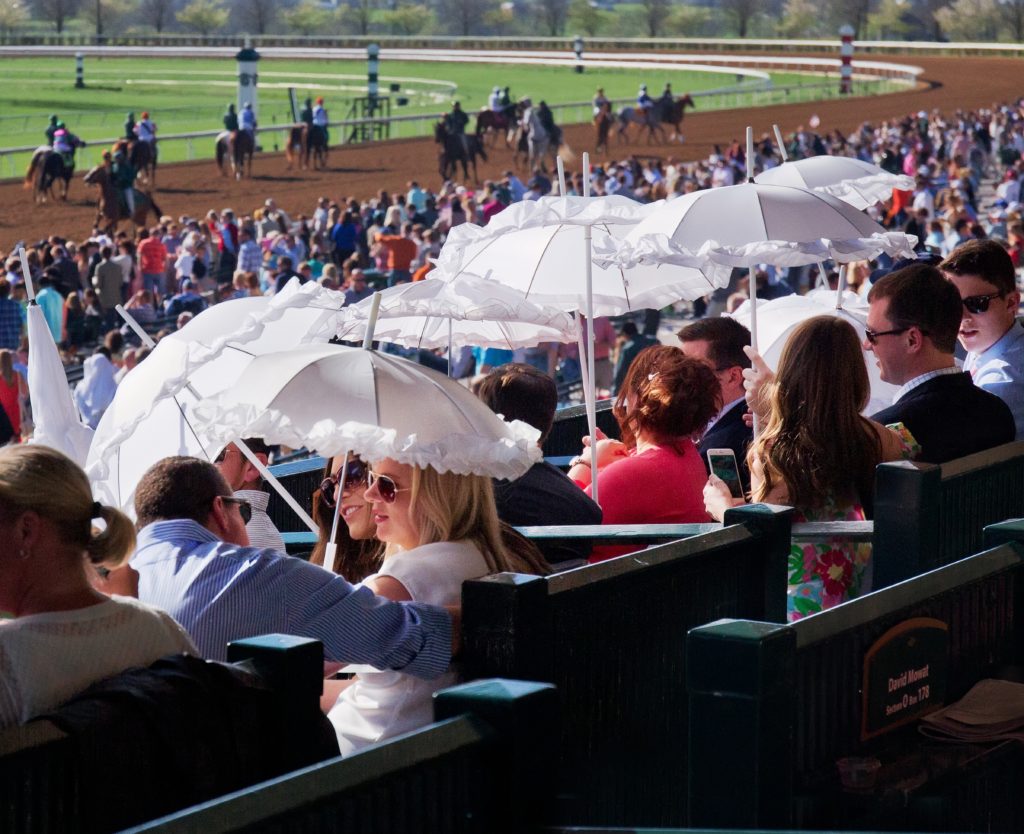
[132,519,451,676]
[0,296,24,351]
[965,320,1024,440]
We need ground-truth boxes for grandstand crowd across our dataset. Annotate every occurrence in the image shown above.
[1,101,1023,777]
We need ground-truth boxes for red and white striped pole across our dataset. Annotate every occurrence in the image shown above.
[839,25,854,95]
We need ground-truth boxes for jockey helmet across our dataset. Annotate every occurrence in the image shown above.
[304,97,312,106]
[640,84,647,92]
[127,112,134,120]
[55,120,65,130]
[243,102,252,109]
[141,111,149,119]
[227,103,235,112]
[316,96,324,104]
[493,86,500,93]
[49,114,58,123]
[452,101,461,108]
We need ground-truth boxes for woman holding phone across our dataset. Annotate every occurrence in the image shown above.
[704,316,915,620]
[326,458,548,754]
[568,345,721,562]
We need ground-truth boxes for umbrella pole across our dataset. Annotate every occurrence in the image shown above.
[17,247,35,302]
[835,263,848,310]
[557,155,567,195]
[773,124,788,162]
[115,305,319,536]
[582,151,599,504]
[324,453,349,571]
[447,318,453,377]
[362,292,382,350]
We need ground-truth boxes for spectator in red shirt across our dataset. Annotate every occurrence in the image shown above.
[137,228,168,301]
[375,222,418,286]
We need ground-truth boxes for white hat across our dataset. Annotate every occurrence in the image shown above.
[640,84,647,91]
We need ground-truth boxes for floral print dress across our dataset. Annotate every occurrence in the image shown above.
[786,423,919,622]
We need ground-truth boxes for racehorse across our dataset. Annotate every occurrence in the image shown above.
[434,121,487,184]
[658,93,696,142]
[83,164,162,235]
[129,139,157,186]
[522,107,562,174]
[215,130,254,179]
[616,105,663,144]
[285,124,307,170]
[23,136,85,203]
[475,108,512,148]
[306,124,328,170]
[594,102,614,155]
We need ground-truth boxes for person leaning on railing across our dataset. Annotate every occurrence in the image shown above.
[704,316,916,622]
[0,445,196,730]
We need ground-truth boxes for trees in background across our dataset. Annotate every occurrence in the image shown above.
[176,0,227,33]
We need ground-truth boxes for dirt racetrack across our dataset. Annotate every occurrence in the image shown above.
[2,54,1021,247]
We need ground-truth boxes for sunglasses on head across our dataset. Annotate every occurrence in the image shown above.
[367,470,411,503]
[319,458,368,508]
[222,496,252,524]
[961,291,1003,315]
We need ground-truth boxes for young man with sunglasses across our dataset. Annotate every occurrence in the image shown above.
[867,263,1014,464]
[214,439,285,552]
[131,456,453,674]
[941,239,1024,439]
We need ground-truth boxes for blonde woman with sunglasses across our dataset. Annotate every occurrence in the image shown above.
[327,457,547,755]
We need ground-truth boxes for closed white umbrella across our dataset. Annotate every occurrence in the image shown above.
[25,303,94,466]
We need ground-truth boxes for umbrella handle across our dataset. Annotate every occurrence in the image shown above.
[117,305,157,348]
[325,453,349,565]
[18,248,35,303]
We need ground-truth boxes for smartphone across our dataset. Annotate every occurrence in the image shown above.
[707,448,743,499]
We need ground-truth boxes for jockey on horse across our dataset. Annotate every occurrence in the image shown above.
[130,110,158,184]
[241,101,258,142]
[25,122,84,202]
[445,100,471,157]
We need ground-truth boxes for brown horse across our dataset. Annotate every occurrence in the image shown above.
[475,108,511,148]
[594,102,613,155]
[215,130,254,179]
[83,165,162,235]
[286,124,308,170]
[23,137,84,203]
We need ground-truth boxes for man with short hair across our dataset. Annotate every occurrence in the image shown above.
[163,278,207,318]
[137,227,168,300]
[375,222,418,286]
[344,270,372,306]
[941,239,1024,438]
[476,363,602,566]
[132,456,452,667]
[867,263,1014,463]
[0,279,24,351]
[214,439,285,552]
[93,246,123,332]
[678,316,753,489]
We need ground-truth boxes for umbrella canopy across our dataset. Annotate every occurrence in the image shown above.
[87,282,344,511]
[26,304,94,466]
[728,288,899,415]
[754,155,915,212]
[336,275,578,349]
[611,182,917,270]
[190,343,541,480]
[435,198,725,315]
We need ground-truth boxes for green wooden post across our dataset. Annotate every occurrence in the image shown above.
[435,678,557,833]
[984,518,1024,548]
[687,619,796,829]
[723,503,794,623]
[462,573,553,683]
[873,460,941,588]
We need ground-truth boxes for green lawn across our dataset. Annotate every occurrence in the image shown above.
[0,55,894,173]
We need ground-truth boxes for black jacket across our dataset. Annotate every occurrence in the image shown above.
[697,399,753,494]
[871,371,1015,464]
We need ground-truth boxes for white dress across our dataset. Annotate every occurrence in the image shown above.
[327,539,488,755]
[0,595,196,729]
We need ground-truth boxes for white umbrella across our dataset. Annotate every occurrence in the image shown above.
[433,157,728,499]
[336,274,579,351]
[25,302,95,467]
[754,155,914,212]
[728,288,899,415]
[86,281,344,519]
[190,342,541,480]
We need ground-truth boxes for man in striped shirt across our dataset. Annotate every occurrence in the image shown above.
[131,456,452,674]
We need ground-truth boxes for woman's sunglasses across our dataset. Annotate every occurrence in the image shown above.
[962,291,1003,315]
[367,470,412,504]
[319,458,368,508]
[222,497,253,524]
